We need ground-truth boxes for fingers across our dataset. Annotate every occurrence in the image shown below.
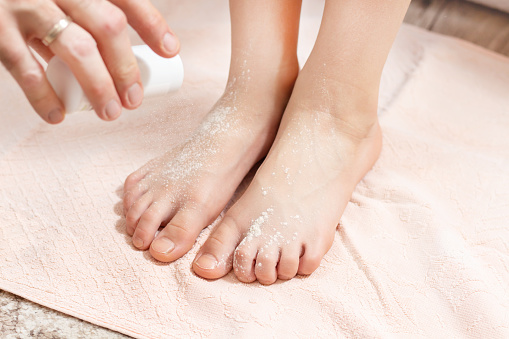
[47,23,122,120]
[2,0,176,123]
[57,0,143,109]
[110,0,180,57]
[0,18,64,124]
[9,0,123,120]
[28,39,54,63]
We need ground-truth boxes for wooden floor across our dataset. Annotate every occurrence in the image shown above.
[405,0,509,56]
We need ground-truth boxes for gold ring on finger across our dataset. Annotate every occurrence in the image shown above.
[42,16,73,46]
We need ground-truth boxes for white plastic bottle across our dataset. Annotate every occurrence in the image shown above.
[46,45,184,114]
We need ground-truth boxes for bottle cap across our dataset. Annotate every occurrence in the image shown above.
[132,45,184,97]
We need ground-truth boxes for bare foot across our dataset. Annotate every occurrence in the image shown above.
[192,75,382,284]
[123,62,298,261]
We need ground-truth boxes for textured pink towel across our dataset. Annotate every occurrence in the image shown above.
[1,1,508,337]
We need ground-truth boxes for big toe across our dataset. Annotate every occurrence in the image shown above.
[149,207,211,262]
[193,216,241,279]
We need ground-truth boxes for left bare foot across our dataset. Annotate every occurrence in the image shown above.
[193,72,382,284]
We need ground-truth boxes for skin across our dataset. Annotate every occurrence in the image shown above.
[0,0,179,124]
[124,0,411,285]
[123,0,301,261]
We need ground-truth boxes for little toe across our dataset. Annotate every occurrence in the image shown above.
[298,246,324,276]
[123,181,149,214]
[150,206,211,262]
[124,167,148,192]
[193,216,243,280]
[125,193,153,236]
[277,245,301,280]
[132,202,175,250]
[255,247,279,285]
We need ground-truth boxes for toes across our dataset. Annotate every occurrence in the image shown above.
[255,246,279,285]
[150,206,211,262]
[125,193,153,236]
[298,245,323,276]
[124,167,147,192]
[132,201,175,250]
[277,245,301,280]
[232,240,258,283]
[123,179,149,214]
[193,215,243,280]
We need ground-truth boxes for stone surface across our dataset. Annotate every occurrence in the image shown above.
[0,290,128,338]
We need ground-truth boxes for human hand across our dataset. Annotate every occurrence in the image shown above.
[0,0,180,123]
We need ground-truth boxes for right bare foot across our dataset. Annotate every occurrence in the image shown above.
[123,60,298,262]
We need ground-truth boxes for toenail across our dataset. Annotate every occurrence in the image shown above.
[132,236,143,248]
[195,253,218,270]
[151,237,174,254]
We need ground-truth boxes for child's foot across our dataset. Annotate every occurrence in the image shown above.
[123,61,298,261]
[192,74,382,285]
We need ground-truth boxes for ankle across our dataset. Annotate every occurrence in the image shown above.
[291,74,380,140]
[226,56,299,99]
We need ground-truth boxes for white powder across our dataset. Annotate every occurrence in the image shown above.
[261,186,268,196]
[282,165,293,184]
[154,105,236,189]
[249,216,264,238]
[248,209,270,238]
[198,106,235,136]
[240,207,274,246]
[234,208,303,273]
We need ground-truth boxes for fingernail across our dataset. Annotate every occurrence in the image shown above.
[195,253,218,270]
[104,99,121,120]
[127,83,143,108]
[48,108,63,124]
[132,236,143,248]
[151,237,174,254]
[163,32,178,54]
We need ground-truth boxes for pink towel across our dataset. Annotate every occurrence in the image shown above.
[1,1,508,337]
